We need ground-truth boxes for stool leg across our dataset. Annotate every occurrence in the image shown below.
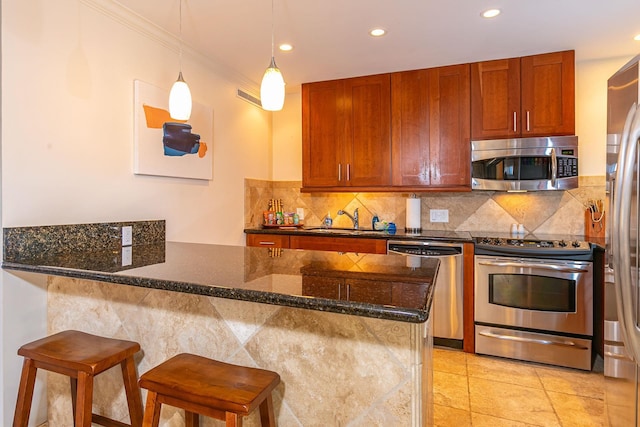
[70,377,78,425]
[259,395,276,427]
[142,390,162,427]
[225,412,242,427]
[12,358,38,427]
[185,410,199,427]
[121,357,144,427]
[74,371,94,427]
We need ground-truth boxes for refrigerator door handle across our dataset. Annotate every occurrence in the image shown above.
[613,102,640,363]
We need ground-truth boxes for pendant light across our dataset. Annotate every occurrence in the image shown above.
[260,0,285,111]
[169,0,192,120]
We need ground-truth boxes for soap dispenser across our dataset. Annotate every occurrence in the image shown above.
[372,214,380,230]
[324,211,333,228]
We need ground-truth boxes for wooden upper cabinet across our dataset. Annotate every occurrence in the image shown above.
[302,80,344,188]
[520,50,575,136]
[302,74,391,190]
[471,50,575,140]
[343,75,392,187]
[391,64,471,189]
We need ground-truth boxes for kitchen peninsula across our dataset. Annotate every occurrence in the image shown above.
[3,224,438,426]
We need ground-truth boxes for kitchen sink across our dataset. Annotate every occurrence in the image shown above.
[304,227,386,235]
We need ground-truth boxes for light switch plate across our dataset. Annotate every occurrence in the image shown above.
[430,209,449,223]
[122,226,133,246]
[296,208,305,220]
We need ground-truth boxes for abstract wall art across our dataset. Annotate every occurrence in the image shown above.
[133,79,213,180]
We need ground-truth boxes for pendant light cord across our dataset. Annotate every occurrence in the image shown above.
[270,0,275,58]
[178,0,183,72]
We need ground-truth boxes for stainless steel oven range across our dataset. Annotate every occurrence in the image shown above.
[474,236,594,370]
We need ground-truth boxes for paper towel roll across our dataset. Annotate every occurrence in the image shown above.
[406,196,422,233]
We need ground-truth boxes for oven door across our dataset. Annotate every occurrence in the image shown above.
[474,255,593,336]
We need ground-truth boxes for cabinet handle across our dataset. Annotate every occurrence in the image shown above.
[338,164,342,181]
[526,110,530,132]
[513,112,517,133]
[347,164,351,181]
[258,241,276,246]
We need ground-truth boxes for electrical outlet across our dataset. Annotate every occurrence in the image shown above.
[430,209,449,223]
[122,226,133,246]
[122,246,132,266]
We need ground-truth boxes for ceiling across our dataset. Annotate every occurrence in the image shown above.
[116,0,640,91]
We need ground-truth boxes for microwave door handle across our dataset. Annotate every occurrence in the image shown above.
[477,261,589,273]
[550,147,557,188]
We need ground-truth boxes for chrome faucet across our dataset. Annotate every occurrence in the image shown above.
[337,208,359,230]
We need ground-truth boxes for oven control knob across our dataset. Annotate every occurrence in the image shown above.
[572,240,581,248]
[558,240,567,247]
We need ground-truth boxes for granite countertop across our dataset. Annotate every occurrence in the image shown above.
[245,226,474,242]
[2,241,438,324]
[245,226,606,249]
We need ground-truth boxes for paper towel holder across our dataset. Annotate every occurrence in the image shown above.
[405,193,422,234]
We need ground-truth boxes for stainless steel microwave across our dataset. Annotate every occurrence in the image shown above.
[471,136,579,191]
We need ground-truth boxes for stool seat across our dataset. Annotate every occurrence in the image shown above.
[139,353,280,427]
[13,330,143,427]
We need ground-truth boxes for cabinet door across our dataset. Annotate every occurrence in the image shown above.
[520,50,575,136]
[346,279,393,305]
[471,58,520,139]
[302,275,345,299]
[427,64,471,187]
[391,69,431,186]
[391,65,470,189]
[302,80,344,187]
[343,74,392,187]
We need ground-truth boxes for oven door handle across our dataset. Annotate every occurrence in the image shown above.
[477,261,589,273]
[479,330,589,350]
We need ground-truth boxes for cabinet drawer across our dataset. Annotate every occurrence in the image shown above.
[246,234,290,248]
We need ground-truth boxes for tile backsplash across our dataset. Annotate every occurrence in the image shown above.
[245,177,605,237]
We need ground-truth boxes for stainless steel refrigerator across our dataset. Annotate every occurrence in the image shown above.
[607,54,640,427]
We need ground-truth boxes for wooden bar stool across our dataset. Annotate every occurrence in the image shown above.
[139,353,280,427]
[13,330,144,427]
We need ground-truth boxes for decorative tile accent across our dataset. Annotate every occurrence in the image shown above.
[245,178,605,236]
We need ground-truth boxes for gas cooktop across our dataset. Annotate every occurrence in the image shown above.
[474,236,592,260]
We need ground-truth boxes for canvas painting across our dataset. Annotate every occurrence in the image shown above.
[134,79,213,180]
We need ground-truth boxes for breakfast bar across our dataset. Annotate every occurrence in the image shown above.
[3,241,438,426]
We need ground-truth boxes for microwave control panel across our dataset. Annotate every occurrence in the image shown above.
[557,157,578,178]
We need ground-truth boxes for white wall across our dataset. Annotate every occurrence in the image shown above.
[1,0,274,424]
[272,91,302,180]
[576,55,634,176]
[2,0,273,245]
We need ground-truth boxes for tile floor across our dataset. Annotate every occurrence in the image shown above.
[433,347,608,427]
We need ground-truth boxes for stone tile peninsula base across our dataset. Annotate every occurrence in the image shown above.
[46,276,433,426]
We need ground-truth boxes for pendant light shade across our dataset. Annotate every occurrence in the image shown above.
[169,0,192,121]
[169,71,192,120]
[261,57,285,111]
[261,0,285,111]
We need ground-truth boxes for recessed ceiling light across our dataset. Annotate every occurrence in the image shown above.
[634,34,640,41]
[279,43,293,52]
[482,9,501,18]
[369,28,386,37]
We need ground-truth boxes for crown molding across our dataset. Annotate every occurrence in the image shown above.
[80,0,260,93]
